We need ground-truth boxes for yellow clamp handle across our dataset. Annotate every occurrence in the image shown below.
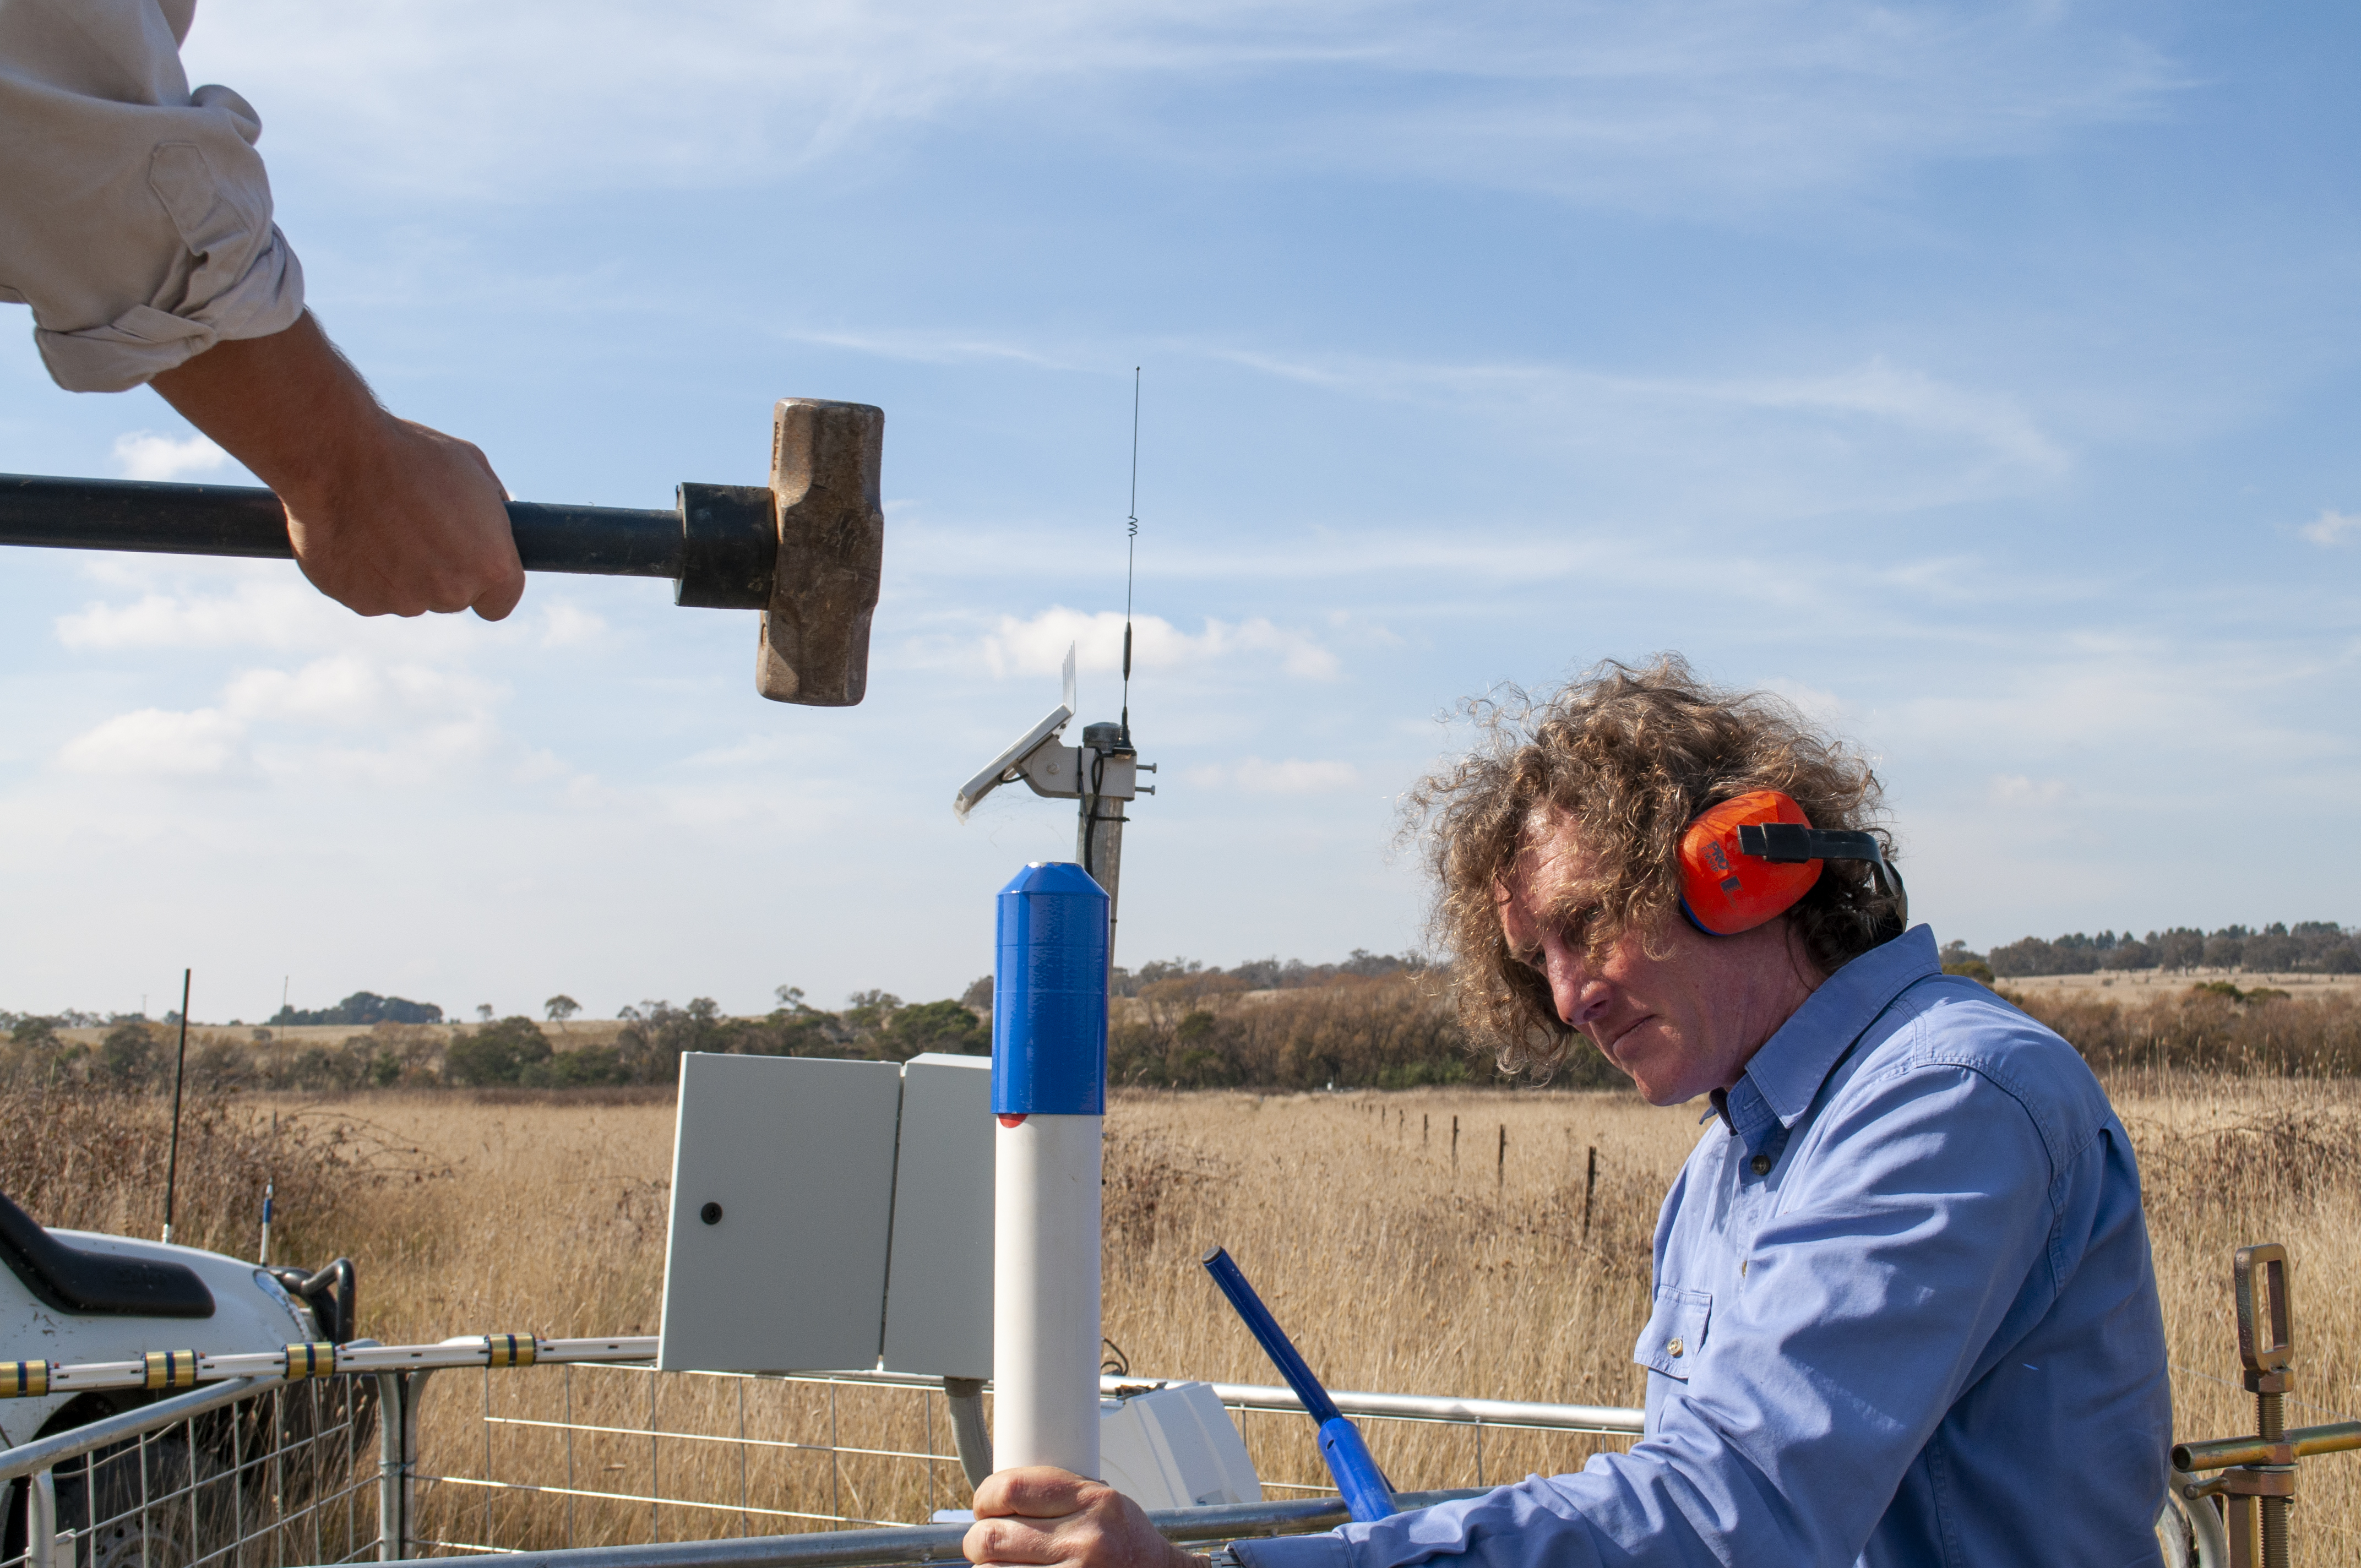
[284,1342,338,1380]
[2,1361,49,1398]
[144,1351,200,1391]
[485,1333,537,1369]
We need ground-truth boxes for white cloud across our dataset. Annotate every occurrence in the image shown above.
[1212,346,2068,513]
[1987,774,2069,808]
[182,0,2175,213]
[2299,509,2360,547]
[982,606,1340,681]
[1760,677,1851,727]
[110,431,230,482]
[538,603,608,648]
[1186,756,1362,794]
[59,707,246,777]
[56,581,343,651]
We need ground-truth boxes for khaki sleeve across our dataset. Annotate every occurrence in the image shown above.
[0,0,304,391]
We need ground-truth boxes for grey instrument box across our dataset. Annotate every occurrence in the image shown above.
[880,1052,994,1378]
[657,1050,994,1376]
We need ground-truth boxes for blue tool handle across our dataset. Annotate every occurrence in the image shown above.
[1201,1248,1339,1423]
[1203,1248,1398,1522]
[1318,1417,1397,1522]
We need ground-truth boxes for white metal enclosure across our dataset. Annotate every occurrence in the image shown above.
[656,1052,996,1378]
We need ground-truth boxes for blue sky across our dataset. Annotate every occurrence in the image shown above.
[3,0,2357,1023]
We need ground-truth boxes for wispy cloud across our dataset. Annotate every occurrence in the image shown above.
[188,0,2177,213]
[110,431,230,482]
[981,606,1340,680]
[2300,509,2360,547]
[58,707,248,779]
[57,581,345,651]
[1186,755,1362,794]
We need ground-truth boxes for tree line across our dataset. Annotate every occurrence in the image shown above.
[0,987,990,1095]
[1944,922,2359,979]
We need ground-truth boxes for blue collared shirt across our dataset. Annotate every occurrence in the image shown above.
[1233,927,2171,1567]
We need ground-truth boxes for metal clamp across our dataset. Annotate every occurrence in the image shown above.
[142,1350,200,1391]
[2221,1244,2297,1568]
[486,1333,538,1368]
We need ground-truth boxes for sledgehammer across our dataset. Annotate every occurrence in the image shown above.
[0,398,884,706]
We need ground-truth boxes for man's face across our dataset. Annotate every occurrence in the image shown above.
[1497,818,1814,1106]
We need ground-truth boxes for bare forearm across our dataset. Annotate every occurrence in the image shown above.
[148,313,525,620]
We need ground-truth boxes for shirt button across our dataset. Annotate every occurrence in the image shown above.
[1750,1155,1772,1176]
[1667,1337,1685,1358]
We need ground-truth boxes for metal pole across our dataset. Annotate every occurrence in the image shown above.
[28,1467,56,1568]
[991,864,1109,1479]
[377,1373,405,1562]
[162,968,191,1245]
[0,473,685,580]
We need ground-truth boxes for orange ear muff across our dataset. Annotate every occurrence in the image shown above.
[1679,790,1821,937]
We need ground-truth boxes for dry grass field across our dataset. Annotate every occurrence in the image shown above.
[10,1080,2360,1560]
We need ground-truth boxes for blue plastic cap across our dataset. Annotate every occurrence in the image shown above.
[993,862,1109,1115]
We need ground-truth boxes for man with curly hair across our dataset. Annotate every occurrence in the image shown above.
[965,656,2172,1567]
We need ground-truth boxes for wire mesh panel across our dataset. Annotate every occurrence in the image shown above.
[3,1377,379,1568]
[411,1366,975,1555]
[407,1364,1644,1556]
[1224,1403,1639,1500]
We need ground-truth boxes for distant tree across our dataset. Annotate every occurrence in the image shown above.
[841,991,902,1036]
[271,992,442,1026]
[1939,941,1994,984]
[775,985,810,1010]
[444,1016,553,1086]
[959,975,993,1011]
[2203,931,2247,970]
[614,999,726,1083]
[524,1044,632,1088]
[545,994,581,1022]
[475,1004,494,1022]
[884,999,989,1058]
[95,1021,160,1086]
[2245,927,2298,972]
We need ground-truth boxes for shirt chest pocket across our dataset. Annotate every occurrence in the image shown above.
[1635,1286,1712,1381]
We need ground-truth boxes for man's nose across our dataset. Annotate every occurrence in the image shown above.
[1546,945,1610,1028]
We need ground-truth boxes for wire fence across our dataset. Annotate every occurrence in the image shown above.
[4,1350,1646,1567]
[3,1374,378,1568]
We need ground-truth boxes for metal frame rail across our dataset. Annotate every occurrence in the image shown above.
[4,1329,2244,1568]
[3,1335,1646,1565]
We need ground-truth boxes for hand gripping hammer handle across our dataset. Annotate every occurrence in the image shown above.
[1201,1245,1398,1523]
[0,473,724,586]
[0,397,885,707]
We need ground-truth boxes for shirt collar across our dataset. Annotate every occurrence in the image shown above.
[1736,924,1941,1128]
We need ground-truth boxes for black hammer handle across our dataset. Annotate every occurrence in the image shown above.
[0,472,779,611]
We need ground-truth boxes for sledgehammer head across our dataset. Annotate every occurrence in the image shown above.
[758,399,884,706]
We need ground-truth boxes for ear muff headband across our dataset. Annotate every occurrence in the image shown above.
[1678,790,1908,939]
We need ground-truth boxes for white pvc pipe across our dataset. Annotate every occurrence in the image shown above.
[992,1113,1102,1476]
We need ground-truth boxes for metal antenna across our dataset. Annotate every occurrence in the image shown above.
[162,967,191,1245]
[1120,367,1140,746]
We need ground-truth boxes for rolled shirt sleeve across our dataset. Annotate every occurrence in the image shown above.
[0,0,303,391]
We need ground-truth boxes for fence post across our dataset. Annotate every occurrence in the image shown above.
[378,1372,406,1561]
[405,1373,435,1556]
[27,1467,56,1568]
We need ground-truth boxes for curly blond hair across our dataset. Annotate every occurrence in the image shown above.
[1403,655,1897,1077]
